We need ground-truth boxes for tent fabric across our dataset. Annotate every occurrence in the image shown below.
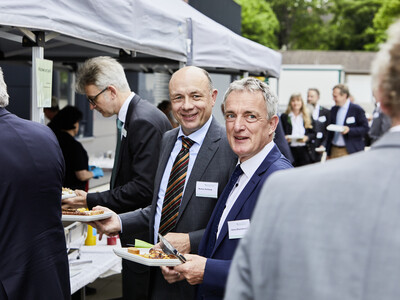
[0,0,281,77]
[174,1,282,77]
[0,0,188,62]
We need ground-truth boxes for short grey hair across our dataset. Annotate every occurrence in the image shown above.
[371,19,400,118]
[76,56,130,94]
[0,67,9,107]
[223,77,278,119]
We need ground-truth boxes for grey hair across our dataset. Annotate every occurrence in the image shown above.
[0,68,9,107]
[371,19,400,117]
[223,77,278,119]
[76,56,130,94]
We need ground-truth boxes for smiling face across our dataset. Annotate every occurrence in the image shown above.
[290,95,303,114]
[169,67,217,136]
[225,90,278,163]
[332,87,348,107]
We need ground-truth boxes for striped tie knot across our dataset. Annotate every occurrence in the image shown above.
[181,137,194,150]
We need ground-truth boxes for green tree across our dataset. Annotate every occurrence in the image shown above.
[327,0,383,50]
[234,0,280,49]
[365,0,400,50]
[269,0,330,50]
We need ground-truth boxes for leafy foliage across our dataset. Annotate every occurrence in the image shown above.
[236,0,400,51]
[234,0,280,49]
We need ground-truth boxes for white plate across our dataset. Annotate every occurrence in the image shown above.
[62,211,113,222]
[327,124,345,132]
[62,193,77,200]
[113,248,182,267]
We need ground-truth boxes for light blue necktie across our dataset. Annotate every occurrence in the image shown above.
[111,119,124,189]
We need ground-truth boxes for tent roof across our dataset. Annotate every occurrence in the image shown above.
[0,0,281,77]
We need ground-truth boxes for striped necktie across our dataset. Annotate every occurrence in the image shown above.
[159,137,194,236]
[111,119,124,189]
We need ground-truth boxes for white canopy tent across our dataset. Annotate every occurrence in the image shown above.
[0,0,281,122]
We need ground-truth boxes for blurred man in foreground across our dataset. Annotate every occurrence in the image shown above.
[0,68,70,299]
[225,20,400,300]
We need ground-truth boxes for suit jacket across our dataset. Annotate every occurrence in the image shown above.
[326,102,369,155]
[225,131,400,300]
[119,117,237,299]
[313,105,330,148]
[197,144,293,300]
[274,120,294,163]
[87,94,171,214]
[0,108,70,299]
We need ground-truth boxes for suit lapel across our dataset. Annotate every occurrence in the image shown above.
[113,96,139,181]
[176,119,221,223]
[211,145,281,255]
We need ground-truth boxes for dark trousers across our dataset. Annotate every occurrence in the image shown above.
[122,260,150,300]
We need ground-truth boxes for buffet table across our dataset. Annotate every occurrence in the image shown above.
[69,236,121,296]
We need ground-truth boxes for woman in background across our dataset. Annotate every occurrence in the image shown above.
[280,93,316,167]
[49,106,103,190]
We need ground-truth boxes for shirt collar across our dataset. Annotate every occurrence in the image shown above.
[339,99,350,111]
[177,115,213,146]
[239,141,275,179]
[118,92,135,124]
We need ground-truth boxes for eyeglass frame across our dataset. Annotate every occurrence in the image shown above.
[87,86,108,106]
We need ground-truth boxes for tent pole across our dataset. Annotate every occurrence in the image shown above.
[31,46,45,123]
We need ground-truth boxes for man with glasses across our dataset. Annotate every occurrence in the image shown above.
[62,56,172,300]
[165,77,293,299]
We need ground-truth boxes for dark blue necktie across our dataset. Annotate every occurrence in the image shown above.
[204,164,243,257]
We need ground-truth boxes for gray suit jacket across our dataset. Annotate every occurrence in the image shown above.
[225,131,400,300]
[120,117,237,299]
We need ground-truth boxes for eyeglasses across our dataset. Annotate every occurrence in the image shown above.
[87,87,108,106]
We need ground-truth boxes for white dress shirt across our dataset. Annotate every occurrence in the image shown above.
[117,92,135,139]
[289,112,306,147]
[216,141,275,239]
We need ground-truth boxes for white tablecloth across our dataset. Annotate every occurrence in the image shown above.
[69,237,121,294]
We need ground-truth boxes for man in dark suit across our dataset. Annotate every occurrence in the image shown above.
[62,56,172,299]
[91,66,237,299]
[307,88,330,161]
[0,68,70,299]
[167,77,292,299]
[326,84,369,159]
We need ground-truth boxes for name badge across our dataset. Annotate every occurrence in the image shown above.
[122,128,127,138]
[373,111,379,118]
[318,115,327,123]
[346,116,356,124]
[316,132,323,139]
[228,219,250,239]
[196,181,218,198]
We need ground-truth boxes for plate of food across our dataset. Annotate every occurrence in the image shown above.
[327,124,345,132]
[113,247,182,267]
[62,208,113,222]
[62,187,76,199]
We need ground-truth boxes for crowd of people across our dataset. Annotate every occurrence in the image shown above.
[1,19,399,300]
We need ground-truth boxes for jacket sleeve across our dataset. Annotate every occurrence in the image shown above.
[87,118,165,213]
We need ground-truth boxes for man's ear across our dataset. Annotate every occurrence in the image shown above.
[269,115,279,135]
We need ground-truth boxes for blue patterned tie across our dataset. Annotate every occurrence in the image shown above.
[204,164,243,257]
[111,119,124,189]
